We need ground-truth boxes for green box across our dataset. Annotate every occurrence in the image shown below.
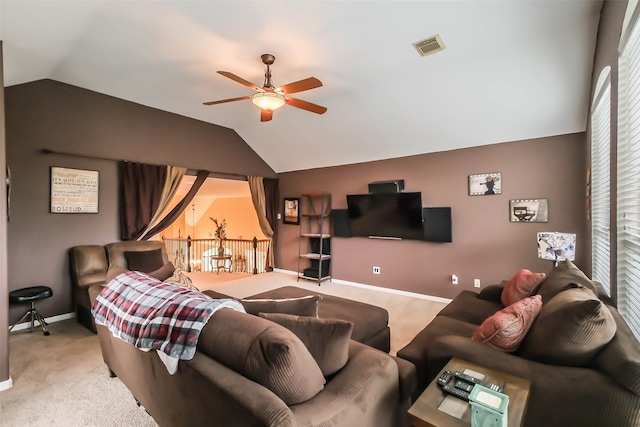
[469,384,509,427]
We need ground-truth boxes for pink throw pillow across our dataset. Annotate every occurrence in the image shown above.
[501,269,546,306]
[472,295,543,352]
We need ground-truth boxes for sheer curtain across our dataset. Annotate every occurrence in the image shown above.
[143,170,209,239]
[248,176,275,269]
[138,166,186,240]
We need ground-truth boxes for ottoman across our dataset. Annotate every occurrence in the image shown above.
[203,285,391,352]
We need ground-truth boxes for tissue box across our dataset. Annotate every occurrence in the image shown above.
[469,384,509,427]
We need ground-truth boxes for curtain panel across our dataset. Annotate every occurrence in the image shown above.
[263,178,279,269]
[248,176,275,269]
[119,162,167,241]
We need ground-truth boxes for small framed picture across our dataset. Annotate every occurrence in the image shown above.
[509,199,549,222]
[283,197,300,225]
[469,173,501,196]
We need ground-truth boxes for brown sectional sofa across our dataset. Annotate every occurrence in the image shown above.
[74,241,415,426]
[397,261,640,427]
[90,282,415,427]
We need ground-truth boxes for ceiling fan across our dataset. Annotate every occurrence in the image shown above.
[203,54,327,122]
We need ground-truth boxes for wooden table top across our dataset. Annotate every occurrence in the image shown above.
[407,357,531,427]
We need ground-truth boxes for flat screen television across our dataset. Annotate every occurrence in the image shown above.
[346,192,424,240]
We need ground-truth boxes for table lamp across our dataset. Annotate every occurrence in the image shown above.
[537,232,576,266]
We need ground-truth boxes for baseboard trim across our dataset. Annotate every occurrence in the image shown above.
[272,268,452,304]
[0,376,13,392]
[10,312,75,332]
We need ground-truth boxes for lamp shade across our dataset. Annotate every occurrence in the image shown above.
[537,232,576,262]
[251,92,286,110]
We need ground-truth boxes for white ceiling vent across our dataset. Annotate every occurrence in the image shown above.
[412,34,446,57]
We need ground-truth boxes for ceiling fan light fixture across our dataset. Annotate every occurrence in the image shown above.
[251,92,286,110]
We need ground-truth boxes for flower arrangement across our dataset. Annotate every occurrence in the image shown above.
[210,217,227,241]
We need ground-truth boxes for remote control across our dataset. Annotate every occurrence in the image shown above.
[454,380,474,393]
[453,371,503,393]
[441,384,470,401]
[437,370,452,387]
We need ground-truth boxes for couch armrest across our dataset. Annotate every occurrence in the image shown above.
[391,354,417,403]
[429,335,640,427]
[291,340,404,427]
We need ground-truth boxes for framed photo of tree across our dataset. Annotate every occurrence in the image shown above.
[283,197,300,225]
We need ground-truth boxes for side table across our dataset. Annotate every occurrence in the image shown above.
[408,357,531,427]
[210,255,232,274]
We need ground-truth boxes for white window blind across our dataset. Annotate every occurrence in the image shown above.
[591,81,611,295]
[617,14,640,339]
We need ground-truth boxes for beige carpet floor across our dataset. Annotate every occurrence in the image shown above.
[0,271,447,426]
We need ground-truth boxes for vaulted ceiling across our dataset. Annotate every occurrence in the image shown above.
[1,1,602,173]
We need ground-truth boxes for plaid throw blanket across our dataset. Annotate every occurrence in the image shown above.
[92,271,244,368]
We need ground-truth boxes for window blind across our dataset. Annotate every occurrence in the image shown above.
[617,14,640,340]
[591,81,611,295]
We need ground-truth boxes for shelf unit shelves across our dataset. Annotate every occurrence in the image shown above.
[297,193,332,285]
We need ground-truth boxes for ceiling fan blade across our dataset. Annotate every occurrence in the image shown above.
[260,109,273,122]
[286,97,328,115]
[278,77,323,95]
[217,71,262,91]
[203,95,251,106]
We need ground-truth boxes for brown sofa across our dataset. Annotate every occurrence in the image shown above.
[397,261,640,427]
[88,282,416,427]
[69,241,170,332]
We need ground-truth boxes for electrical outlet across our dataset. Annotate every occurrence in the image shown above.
[373,266,381,274]
[451,274,459,285]
[474,279,481,288]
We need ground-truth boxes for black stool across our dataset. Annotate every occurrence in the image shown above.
[9,286,53,335]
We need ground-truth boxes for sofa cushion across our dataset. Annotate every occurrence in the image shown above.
[198,308,325,405]
[534,259,599,303]
[477,284,505,303]
[519,287,617,366]
[259,312,354,377]
[247,286,389,344]
[240,295,321,317]
[501,269,546,306]
[147,262,175,282]
[472,295,543,352]
[124,248,164,273]
[591,305,640,394]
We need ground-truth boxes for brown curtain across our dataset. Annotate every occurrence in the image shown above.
[142,170,209,239]
[248,176,275,269]
[263,178,279,270]
[119,162,167,241]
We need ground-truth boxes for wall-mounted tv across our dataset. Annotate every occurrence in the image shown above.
[346,192,424,240]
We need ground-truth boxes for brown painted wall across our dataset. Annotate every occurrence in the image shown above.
[278,133,587,299]
[4,79,275,324]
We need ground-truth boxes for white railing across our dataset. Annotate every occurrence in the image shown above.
[163,236,270,274]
